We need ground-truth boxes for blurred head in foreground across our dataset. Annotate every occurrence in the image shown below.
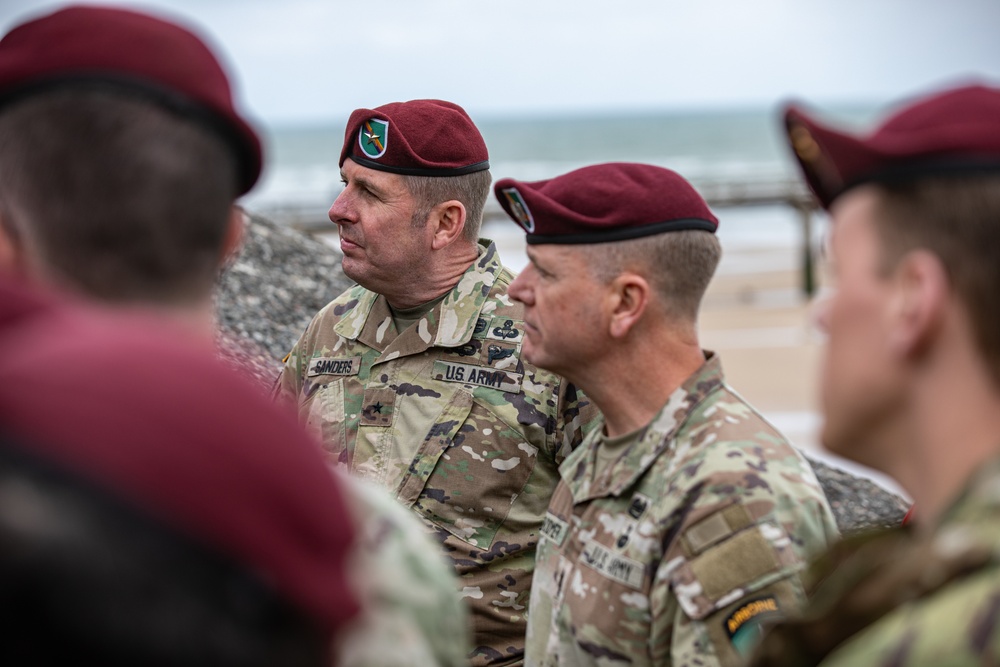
[784,81,1000,516]
[0,4,261,328]
[0,278,358,665]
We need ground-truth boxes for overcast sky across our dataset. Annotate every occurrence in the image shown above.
[2,0,999,129]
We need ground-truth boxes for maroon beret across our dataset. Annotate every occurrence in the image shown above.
[0,5,262,195]
[339,98,490,176]
[0,279,358,635]
[494,162,718,245]
[784,83,1000,209]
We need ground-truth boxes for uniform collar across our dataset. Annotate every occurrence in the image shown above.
[333,240,503,356]
[563,352,725,502]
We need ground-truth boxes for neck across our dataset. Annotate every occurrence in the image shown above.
[579,320,705,437]
[385,241,479,309]
[882,336,1000,530]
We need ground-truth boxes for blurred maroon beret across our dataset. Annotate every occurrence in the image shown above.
[0,4,262,195]
[339,99,490,176]
[494,162,718,245]
[0,278,358,635]
[784,83,1000,209]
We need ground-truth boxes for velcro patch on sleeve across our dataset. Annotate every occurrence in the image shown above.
[689,527,781,601]
[682,504,754,557]
[307,356,362,377]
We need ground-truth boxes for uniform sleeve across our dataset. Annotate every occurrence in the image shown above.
[650,503,809,666]
[271,334,307,408]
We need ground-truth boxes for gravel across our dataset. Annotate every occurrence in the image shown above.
[215,211,910,536]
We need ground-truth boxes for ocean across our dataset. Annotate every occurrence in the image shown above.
[241,105,908,496]
[242,105,877,274]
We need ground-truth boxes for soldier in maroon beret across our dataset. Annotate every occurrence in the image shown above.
[0,3,261,334]
[745,82,1000,666]
[0,7,467,666]
[274,99,600,666]
[0,276,359,665]
[495,162,839,667]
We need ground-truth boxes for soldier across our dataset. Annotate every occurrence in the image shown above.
[746,83,1000,666]
[274,99,597,665]
[0,6,466,666]
[0,276,359,665]
[494,162,840,666]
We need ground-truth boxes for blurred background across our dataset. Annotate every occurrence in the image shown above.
[3,0,998,494]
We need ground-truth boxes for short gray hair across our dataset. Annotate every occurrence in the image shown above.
[403,169,492,241]
[578,230,721,322]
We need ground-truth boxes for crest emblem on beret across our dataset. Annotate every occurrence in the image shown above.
[501,188,534,233]
[358,118,389,159]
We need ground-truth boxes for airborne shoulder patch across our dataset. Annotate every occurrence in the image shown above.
[723,595,783,655]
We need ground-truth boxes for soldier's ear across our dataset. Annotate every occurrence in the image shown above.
[219,205,246,271]
[607,272,649,339]
[887,249,948,359]
[429,200,467,251]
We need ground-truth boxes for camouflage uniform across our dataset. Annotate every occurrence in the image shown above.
[525,354,840,666]
[275,240,595,666]
[748,457,1000,667]
[335,472,470,666]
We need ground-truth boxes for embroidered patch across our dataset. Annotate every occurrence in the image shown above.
[450,340,481,358]
[485,317,524,343]
[481,341,519,369]
[580,539,644,589]
[307,356,361,377]
[500,187,535,233]
[472,317,489,337]
[358,118,389,159]
[724,595,783,655]
[433,361,523,393]
[628,493,652,520]
[360,387,395,427]
[539,513,569,547]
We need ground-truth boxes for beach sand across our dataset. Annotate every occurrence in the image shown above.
[483,220,909,498]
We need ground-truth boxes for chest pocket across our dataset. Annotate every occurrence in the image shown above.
[397,388,539,550]
[303,378,348,462]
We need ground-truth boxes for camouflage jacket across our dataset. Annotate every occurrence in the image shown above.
[334,472,470,667]
[274,241,595,666]
[525,354,840,666]
[748,457,1000,667]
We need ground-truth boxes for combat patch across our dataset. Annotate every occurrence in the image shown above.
[580,539,644,589]
[723,595,783,655]
[433,361,522,393]
[307,356,362,377]
[539,512,569,547]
